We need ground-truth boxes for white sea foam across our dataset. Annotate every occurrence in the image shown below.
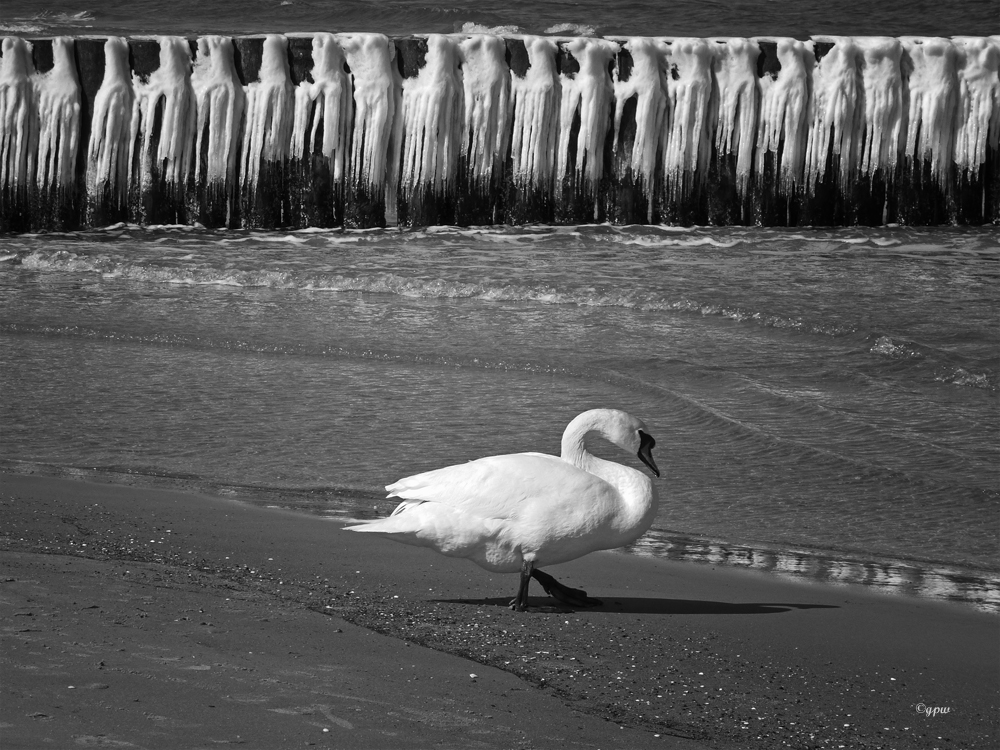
[544,24,598,37]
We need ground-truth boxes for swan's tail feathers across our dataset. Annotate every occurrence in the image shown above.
[341,502,496,558]
[340,500,425,533]
[390,499,424,516]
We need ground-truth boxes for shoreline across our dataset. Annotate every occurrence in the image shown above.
[4,460,998,614]
[1,473,997,749]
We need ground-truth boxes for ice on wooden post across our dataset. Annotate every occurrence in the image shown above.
[241,34,294,227]
[951,37,1000,222]
[856,38,904,180]
[86,37,134,221]
[898,37,959,223]
[1,36,80,230]
[396,34,463,225]
[709,37,760,203]
[456,33,510,223]
[751,38,812,224]
[508,35,559,221]
[755,39,812,194]
[660,37,714,222]
[339,33,398,227]
[952,37,999,177]
[290,33,352,227]
[555,37,617,222]
[901,38,959,185]
[292,34,351,175]
[0,37,36,229]
[34,38,80,201]
[804,37,861,193]
[800,37,863,224]
[131,36,196,224]
[191,35,244,226]
[609,37,668,223]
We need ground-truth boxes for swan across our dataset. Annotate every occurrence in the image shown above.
[343,408,660,611]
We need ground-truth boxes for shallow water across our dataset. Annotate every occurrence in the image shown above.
[2,0,996,38]
[1,224,997,610]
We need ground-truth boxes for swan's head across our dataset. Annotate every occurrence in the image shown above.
[565,408,661,478]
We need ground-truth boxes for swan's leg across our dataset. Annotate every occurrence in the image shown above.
[531,569,603,608]
[510,559,533,611]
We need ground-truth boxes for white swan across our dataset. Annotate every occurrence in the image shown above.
[343,408,660,610]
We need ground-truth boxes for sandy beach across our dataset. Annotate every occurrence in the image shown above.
[1,473,996,749]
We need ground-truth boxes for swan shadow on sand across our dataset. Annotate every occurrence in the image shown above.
[436,596,840,615]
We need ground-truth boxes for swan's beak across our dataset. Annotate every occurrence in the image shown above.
[637,430,660,477]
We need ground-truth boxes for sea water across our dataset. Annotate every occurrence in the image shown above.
[1,1,998,610]
[2,224,997,609]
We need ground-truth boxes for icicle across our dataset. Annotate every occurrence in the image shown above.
[0,37,34,194]
[709,38,760,194]
[556,37,617,199]
[754,38,812,194]
[951,36,1000,180]
[397,34,463,201]
[338,33,398,198]
[86,37,134,206]
[992,36,1000,158]
[458,34,510,190]
[509,36,559,193]
[241,34,294,192]
[31,37,80,193]
[856,37,903,180]
[900,37,958,186]
[191,35,244,189]
[132,36,196,192]
[661,38,714,198]
[804,37,862,192]
[291,33,351,181]
[612,37,668,190]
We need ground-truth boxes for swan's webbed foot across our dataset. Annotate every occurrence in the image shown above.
[531,569,603,608]
[510,559,534,611]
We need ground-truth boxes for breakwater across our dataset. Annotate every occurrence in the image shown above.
[1,33,997,230]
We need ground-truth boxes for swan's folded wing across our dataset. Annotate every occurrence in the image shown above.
[385,453,598,520]
[343,502,501,557]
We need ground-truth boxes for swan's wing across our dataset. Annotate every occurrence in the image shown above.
[385,452,603,521]
[344,501,502,556]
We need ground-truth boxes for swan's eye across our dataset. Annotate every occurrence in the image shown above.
[638,429,655,449]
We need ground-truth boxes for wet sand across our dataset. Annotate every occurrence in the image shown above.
[1,473,996,749]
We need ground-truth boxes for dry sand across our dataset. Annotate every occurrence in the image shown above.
[1,473,996,749]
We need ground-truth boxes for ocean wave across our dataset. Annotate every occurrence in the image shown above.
[3,10,96,32]
[460,22,524,34]
[867,335,996,390]
[0,21,46,33]
[544,23,598,36]
[935,367,996,390]
[870,335,923,359]
[9,245,995,390]
[0,248,878,339]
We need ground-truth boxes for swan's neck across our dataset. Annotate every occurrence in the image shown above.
[560,420,657,532]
